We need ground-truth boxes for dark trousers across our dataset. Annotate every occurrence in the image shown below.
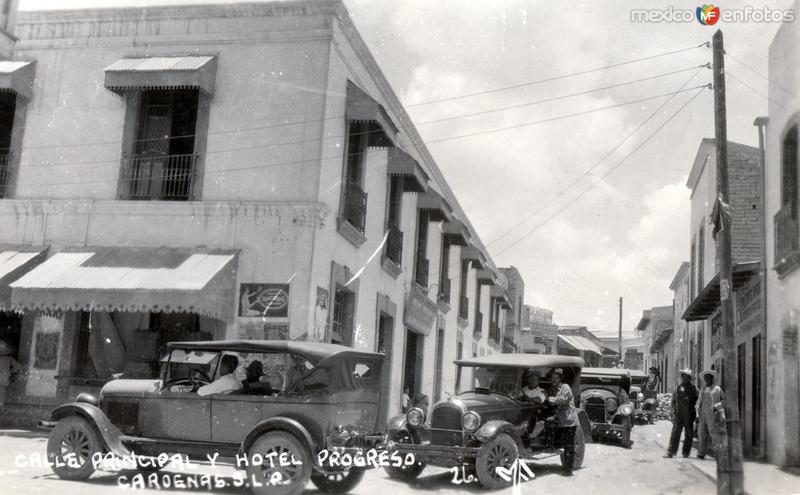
[668,418,694,456]
[558,426,577,471]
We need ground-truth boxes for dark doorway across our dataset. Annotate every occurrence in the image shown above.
[377,314,393,415]
[0,311,21,360]
[434,328,445,402]
[403,329,423,400]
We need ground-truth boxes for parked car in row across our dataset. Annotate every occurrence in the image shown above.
[41,340,387,495]
[383,354,592,489]
[579,367,634,448]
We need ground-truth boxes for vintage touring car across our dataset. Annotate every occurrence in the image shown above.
[41,340,387,495]
[382,354,592,489]
[579,367,634,448]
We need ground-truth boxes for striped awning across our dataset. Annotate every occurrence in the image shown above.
[388,147,428,193]
[443,218,470,246]
[104,56,218,96]
[10,246,238,321]
[0,61,36,100]
[346,81,397,147]
[461,246,486,270]
[417,188,453,223]
[558,335,603,355]
[0,246,48,311]
[476,269,497,286]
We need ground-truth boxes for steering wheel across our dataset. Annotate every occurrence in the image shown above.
[189,368,211,387]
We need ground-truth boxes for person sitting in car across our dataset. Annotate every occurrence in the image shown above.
[519,369,547,404]
[241,360,273,395]
[198,355,245,396]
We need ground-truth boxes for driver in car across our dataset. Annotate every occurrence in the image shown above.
[198,355,246,396]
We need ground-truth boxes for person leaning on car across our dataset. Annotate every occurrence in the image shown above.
[548,368,578,476]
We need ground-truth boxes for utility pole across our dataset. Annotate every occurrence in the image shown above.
[618,297,624,367]
[712,29,745,495]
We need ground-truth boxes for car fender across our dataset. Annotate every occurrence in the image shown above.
[386,414,407,438]
[474,420,520,445]
[575,409,593,443]
[642,399,657,410]
[50,403,132,458]
[239,417,318,467]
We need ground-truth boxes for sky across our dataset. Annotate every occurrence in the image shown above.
[18,0,793,337]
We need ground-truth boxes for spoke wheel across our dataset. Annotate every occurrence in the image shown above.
[46,416,102,481]
[475,433,518,489]
[383,429,425,481]
[310,468,365,493]
[246,431,311,495]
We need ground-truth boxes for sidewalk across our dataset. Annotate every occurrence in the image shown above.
[650,420,800,495]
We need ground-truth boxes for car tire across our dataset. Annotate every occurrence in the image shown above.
[310,468,365,493]
[46,416,102,481]
[246,430,312,495]
[383,429,425,481]
[561,426,586,471]
[475,433,518,489]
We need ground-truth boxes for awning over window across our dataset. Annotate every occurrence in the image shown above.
[0,61,36,100]
[681,261,760,322]
[10,246,238,322]
[476,269,497,286]
[346,81,398,147]
[558,335,603,355]
[443,218,470,246]
[104,56,218,96]
[491,286,512,309]
[0,246,48,311]
[461,246,486,270]
[417,188,453,223]
[388,147,428,193]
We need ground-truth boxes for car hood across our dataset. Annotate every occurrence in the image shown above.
[580,387,617,401]
[451,391,517,414]
[101,379,162,398]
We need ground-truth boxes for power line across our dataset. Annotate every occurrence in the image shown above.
[405,43,708,107]
[724,50,793,95]
[490,86,707,259]
[726,69,790,111]
[485,68,705,248]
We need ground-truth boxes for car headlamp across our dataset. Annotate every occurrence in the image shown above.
[619,403,634,415]
[637,392,644,401]
[605,398,618,412]
[462,411,481,432]
[406,407,425,428]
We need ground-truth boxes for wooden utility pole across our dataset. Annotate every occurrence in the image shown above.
[618,297,624,366]
[711,29,745,495]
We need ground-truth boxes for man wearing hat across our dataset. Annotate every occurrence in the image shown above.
[696,370,725,459]
[548,368,578,475]
[0,340,21,406]
[665,368,698,458]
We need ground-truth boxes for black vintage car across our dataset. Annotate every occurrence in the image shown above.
[579,367,634,448]
[629,369,657,424]
[383,354,592,489]
[41,340,387,495]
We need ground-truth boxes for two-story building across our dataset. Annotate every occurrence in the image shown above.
[0,1,510,426]
[635,305,673,392]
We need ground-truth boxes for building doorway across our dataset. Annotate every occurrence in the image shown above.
[403,329,423,403]
[377,314,393,415]
[434,327,445,402]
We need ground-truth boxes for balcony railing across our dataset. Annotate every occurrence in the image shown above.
[459,295,469,320]
[385,226,403,265]
[438,277,451,305]
[774,202,800,273]
[415,257,430,287]
[474,311,483,339]
[490,322,501,342]
[0,148,10,198]
[343,180,368,233]
[120,153,198,201]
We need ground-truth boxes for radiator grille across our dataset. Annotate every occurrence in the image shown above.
[429,405,463,446]
[584,397,607,423]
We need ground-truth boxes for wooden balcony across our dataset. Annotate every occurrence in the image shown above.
[342,180,368,234]
[415,256,430,288]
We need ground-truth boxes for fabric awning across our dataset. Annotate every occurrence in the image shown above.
[491,286,512,308]
[681,261,760,321]
[0,61,36,100]
[346,81,397,147]
[10,246,238,322]
[558,335,603,355]
[0,246,48,311]
[104,56,218,96]
[476,269,497,286]
[388,147,428,193]
[461,246,486,270]
[417,188,453,223]
[442,218,470,246]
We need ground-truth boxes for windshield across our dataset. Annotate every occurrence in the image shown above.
[161,349,220,382]
[581,374,630,393]
[458,366,557,396]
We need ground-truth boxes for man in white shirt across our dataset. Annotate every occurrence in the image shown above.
[198,355,245,396]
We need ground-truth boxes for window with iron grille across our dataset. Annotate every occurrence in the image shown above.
[459,259,470,320]
[0,92,15,198]
[331,287,355,347]
[698,225,705,291]
[415,210,430,287]
[341,122,369,233]
[384,176,403,264]
[120,89,200,201]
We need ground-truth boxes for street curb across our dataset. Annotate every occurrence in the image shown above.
[651,422,717,485]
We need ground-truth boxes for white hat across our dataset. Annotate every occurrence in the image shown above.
[679,368,693,377]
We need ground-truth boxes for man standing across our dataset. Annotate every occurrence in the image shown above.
[696,370,725,459]
[548,368,578,476]
[645,366,661,392]
[664,369,698,458]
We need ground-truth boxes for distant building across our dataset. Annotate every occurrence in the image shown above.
[518,305,557,354]
[498,267,524,353]
[599,335,644,370]
[635,306,673,393]
[557,325,618,367]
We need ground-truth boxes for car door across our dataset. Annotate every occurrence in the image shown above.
[210,393,263,444]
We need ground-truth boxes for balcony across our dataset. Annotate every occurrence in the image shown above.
[474,311,483,340]
[385,226,403,265]
[774,202,800,277]
[120,153,198,201]
[438,277,451,305]
[458,295,469,320]
[342,180,368,234]
[0,148,9,198]
[490,322,501,343]
[415,257,430,288]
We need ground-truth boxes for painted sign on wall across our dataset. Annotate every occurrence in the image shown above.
[33,332,59,370]
[239,283,290,317]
